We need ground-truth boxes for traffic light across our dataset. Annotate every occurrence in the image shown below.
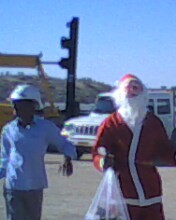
[59,37,72,70]
[59,17,79,118]
[59,17,79,74]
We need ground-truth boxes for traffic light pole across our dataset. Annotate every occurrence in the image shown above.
[66,18,79,118]
[59,17,79,118]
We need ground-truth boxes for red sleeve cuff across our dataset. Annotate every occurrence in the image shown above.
[93,155,104,172]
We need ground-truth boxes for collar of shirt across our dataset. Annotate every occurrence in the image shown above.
[15,116,38,129]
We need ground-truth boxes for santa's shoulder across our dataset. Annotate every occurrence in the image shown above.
[100,112,123,127]
[145,111,164,125]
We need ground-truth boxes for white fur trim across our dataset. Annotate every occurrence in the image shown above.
[128,123,145,202]
[125,196,162,206]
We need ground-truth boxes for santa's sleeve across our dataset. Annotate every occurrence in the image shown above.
[92,118,114,171]
[154,118,176,166]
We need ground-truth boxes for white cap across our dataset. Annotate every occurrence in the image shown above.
[10,84,44,110]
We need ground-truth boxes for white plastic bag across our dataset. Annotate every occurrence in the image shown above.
[84,168,130,220]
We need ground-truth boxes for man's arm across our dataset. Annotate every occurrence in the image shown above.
[154,118,176,166]
[0,127,11,179]
[46,122,77,160]
[92,119,114,172]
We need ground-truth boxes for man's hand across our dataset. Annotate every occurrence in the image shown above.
[103,154,115,171]
[58,156,73,177]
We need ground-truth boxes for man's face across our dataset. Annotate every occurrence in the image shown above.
[124,80,143,98]
[13,99,36,119]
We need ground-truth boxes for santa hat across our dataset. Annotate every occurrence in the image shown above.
[112,73,145,107]
[118,74,142,89]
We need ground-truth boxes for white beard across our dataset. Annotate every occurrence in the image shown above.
[117,92,148,130]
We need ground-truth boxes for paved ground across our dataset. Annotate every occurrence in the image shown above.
[0,153,176,220]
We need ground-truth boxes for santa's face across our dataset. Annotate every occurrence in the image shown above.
[124,80,143,98]
[115,78,148,128]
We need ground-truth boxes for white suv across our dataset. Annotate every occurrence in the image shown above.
[61,93,116,159]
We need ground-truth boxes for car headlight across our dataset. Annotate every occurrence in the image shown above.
[61,123,75,137]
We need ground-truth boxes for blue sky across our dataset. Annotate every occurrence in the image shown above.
[0,0,176,88]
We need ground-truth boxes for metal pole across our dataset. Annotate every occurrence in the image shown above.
[66,17,79,118]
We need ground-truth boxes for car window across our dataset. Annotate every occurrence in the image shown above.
[157,99,170,115]
[93,97,117,114]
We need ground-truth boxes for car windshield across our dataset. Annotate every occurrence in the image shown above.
[92,96,117,114]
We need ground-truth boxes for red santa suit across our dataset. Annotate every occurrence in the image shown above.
[92,74,176,220]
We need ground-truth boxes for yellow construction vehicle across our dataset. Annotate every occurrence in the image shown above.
[0,53,65,130]
[0,103,14,132]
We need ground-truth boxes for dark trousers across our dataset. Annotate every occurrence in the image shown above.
[3,188,43,220]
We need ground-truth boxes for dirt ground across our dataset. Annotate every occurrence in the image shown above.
[0,153,176,220]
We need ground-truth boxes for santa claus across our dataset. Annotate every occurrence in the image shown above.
[92,74,176,220]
